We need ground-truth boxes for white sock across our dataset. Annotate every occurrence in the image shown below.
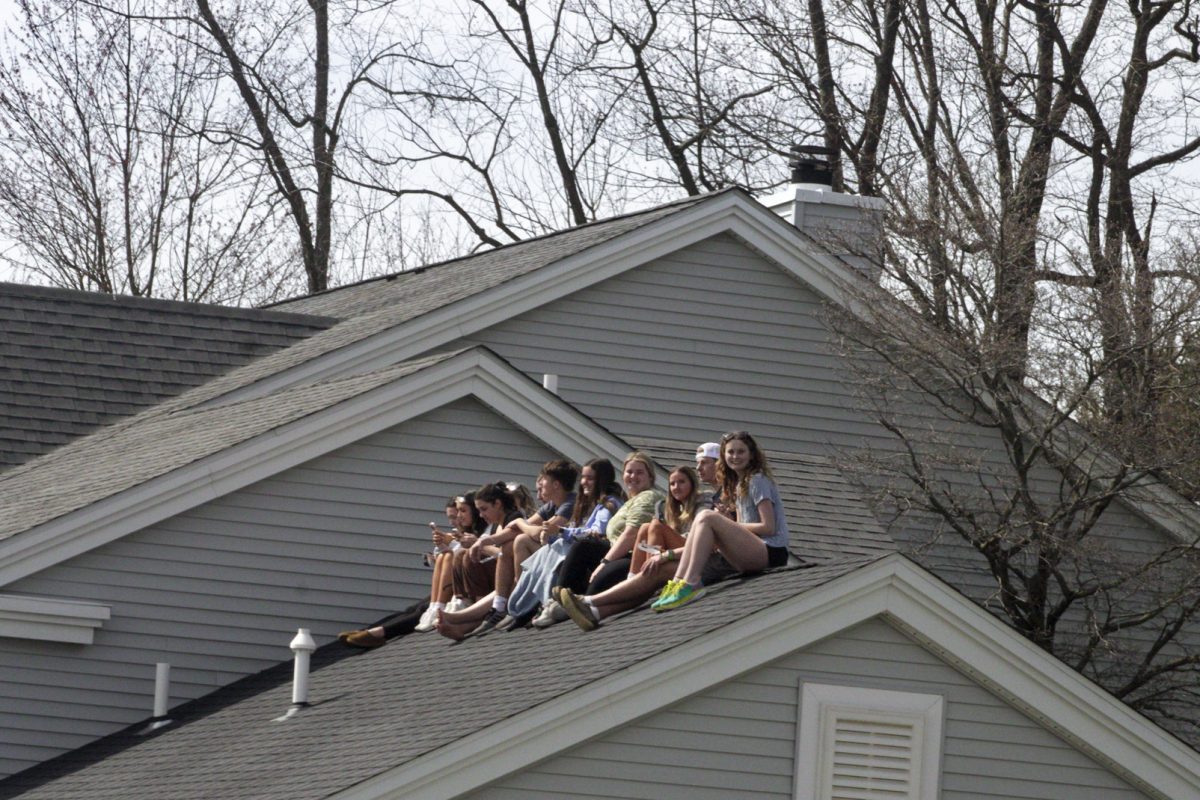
[430,602,445,612]
[492,596,508,613]
[583,597,600,617]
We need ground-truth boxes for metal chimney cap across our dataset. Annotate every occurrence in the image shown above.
[789,144,834,187]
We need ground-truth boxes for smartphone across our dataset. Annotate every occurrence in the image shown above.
[636,542,662,554]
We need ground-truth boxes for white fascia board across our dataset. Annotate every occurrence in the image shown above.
[0,349,634,588]
[332,554,1200,800]
[216,193,860,405]
[0,593,110,644]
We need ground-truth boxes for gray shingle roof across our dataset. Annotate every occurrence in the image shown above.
[152,193,714,413]
[634,438,896,563]
[0,557,879,800]
[0,283,333,471]
[0,351,463,541]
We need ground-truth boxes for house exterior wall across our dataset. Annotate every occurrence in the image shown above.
[464,617,1151,800]
[451,233,1177,557]
[0,397,557,779]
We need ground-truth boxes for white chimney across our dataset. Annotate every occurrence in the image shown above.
[760,145,886,281]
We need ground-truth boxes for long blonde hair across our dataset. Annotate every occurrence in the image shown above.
[664,465,701,534]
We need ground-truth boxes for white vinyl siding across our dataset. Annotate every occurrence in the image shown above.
[464,618,1149,800]
[0,397,558,779]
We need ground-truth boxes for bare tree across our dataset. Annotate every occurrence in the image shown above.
[831,283,1200,740]
[0,0,289,303]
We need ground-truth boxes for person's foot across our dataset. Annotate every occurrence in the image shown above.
[532,600,568,628]
[435,609,479,641]
[558,591,599,631]
[467,608,506,638]
[343,629,387,649]
[336,630,356,643]
[650,579,682,610]
[414,605,438,632]
[652,581,706,612]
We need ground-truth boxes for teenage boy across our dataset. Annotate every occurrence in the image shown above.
[448,459,578,638]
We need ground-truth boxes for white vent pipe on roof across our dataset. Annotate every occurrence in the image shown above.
[153,662,170,718]
[290,628,317,706]
[135,662,174,734]
[543,374,559,394]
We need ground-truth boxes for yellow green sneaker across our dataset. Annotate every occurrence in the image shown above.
[650,579,681,611]
[653,581,706,612]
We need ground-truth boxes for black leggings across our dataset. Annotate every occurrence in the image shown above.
[553,537,608,593]
[368,600,429,639]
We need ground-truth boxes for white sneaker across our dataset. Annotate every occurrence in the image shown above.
[446,597,468,613]
[532,599,568,628]
[414,605,437,632]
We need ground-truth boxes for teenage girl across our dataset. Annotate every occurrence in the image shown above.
[652,431,790,611]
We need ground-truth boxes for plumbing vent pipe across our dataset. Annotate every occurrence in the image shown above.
[153,662,170,718]
[290,628,317,706]
[543,374,559,394]
[276,628,317,722]
[135,662,174,735]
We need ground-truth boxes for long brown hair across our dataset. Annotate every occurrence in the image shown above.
[717,431,773,501]
[569,458,618,526]
[665,465,701,534]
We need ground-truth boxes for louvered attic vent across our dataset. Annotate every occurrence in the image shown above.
[796,683,944,800]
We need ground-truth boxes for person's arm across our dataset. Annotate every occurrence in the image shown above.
[736,476,777,539]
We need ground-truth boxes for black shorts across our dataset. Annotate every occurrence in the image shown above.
[767,545,790,568]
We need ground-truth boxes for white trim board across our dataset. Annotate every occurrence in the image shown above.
[330,554,1200,800]
[0,348,641,588]
[0,593,110,644]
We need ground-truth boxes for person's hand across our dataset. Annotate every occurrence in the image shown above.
[638,553,664,575]
[459,533,477,547]
[469,537,488,562]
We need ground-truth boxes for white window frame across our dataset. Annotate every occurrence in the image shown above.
[795,682,944,800]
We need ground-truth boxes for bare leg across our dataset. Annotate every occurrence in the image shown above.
[495,540,516,600]
[514,532,540,573]
[628,522,654,573]
[436,592,495,641]
[436,551,455,604]
[587,561,674,619]
[676,510,767,586]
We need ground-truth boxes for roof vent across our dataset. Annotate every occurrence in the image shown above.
[789,144,834,188]
[274,628,317,722]
[134,662,174,735]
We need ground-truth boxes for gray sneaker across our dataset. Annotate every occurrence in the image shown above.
[532,599,569,628]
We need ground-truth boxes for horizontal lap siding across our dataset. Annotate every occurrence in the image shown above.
[466,619,1149,800]
[460,233,1196,732]
[455,235,873,449]
[0,397,557,779]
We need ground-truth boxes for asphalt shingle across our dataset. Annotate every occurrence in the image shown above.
[0,351,463,541]
[0,558,878,800]
[634,438,896,563]
[0,284,333,471]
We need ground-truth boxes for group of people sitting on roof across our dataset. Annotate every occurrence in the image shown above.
[337,430,790,647]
